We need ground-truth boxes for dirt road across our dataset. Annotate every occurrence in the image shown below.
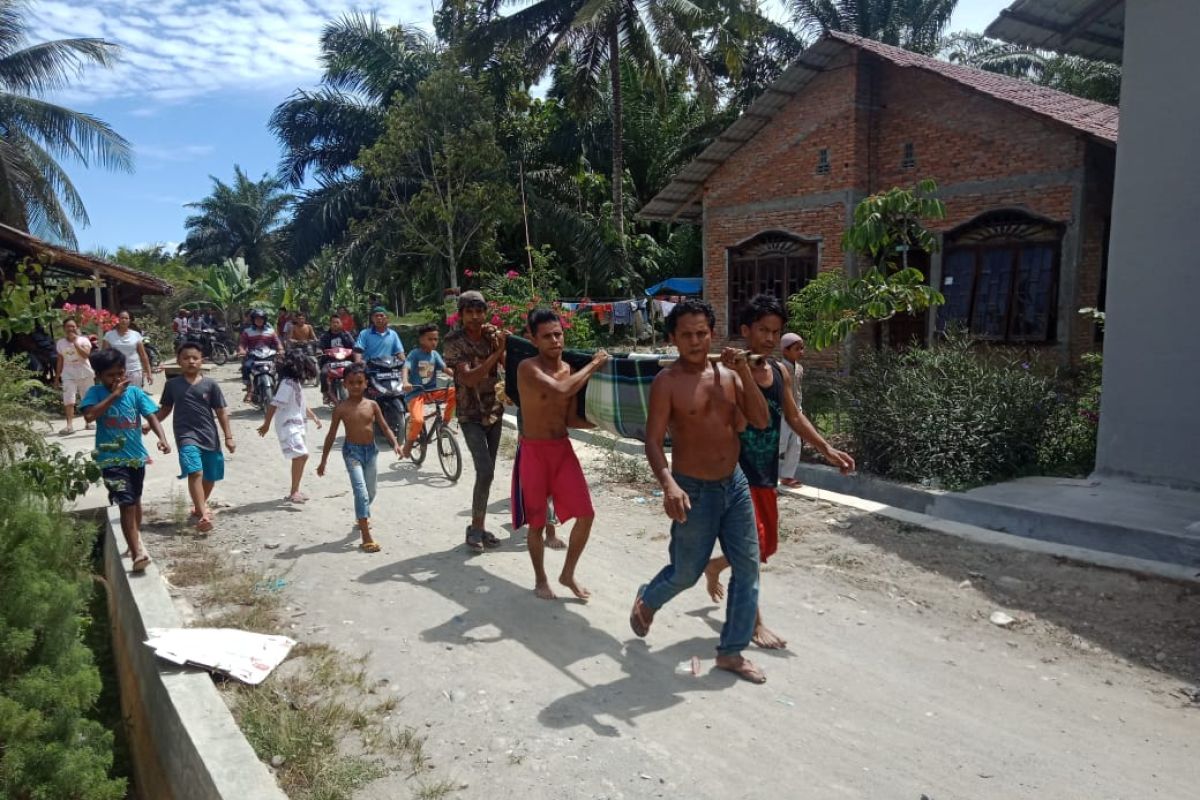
[68,364,1199,799]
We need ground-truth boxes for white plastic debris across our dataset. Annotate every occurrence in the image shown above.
[144,628,296,685]
[989,611,1016,628]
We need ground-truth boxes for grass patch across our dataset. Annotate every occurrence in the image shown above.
[222,646,430,800]
[599,440,655,486]
[413,780,460,799]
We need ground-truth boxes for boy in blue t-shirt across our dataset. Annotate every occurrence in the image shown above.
[80,349,171,572]
[401,323,456,458]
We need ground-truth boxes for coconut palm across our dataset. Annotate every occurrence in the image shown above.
[471,0,721,244]
[790,0,958,54]
[269,12,437,270]
[182,166,293,280]
[0,0,132,246]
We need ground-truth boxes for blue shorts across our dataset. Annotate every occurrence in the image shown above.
[177,445,225,481]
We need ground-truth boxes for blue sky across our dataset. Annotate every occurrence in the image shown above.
[32,0,1014,254]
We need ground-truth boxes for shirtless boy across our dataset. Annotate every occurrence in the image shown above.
[515,308,609,600]
[316,364,404,552]
[703,294,855,650]
[628,299,771,684]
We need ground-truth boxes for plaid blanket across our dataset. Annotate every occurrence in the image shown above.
[504,336,664,442]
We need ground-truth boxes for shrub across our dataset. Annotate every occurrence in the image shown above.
[843,332,1054,489]
[1036,353,1101,476]
[0,470,126,800]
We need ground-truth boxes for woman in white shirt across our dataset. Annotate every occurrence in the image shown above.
[102,310,154,388]
[55,317,94,435]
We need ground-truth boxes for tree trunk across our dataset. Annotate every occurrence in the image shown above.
[608,19,625,245]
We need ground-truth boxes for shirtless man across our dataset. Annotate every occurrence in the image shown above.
[704,294,855,650]
[516,308,609,600]
[288,311,317,343]
[628,299,771,684]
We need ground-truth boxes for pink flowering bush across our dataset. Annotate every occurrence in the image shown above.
[61,302,118,333]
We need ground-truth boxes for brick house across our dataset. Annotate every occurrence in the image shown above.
[640,32,1118,366]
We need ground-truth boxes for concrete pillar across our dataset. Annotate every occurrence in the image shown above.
[1093,0,1200,489]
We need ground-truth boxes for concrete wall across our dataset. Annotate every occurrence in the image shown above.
[103,507,287,800]
[1093,0,1200,490]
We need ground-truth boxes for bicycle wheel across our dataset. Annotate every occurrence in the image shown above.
[437,427,462,482]
[411,427,428,466]
[211,342,230,366]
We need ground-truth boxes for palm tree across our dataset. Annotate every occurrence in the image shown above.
[790,0,958,54]
[943,32,1120,105]
[0,0,132,246]
[471,0,718,244]
[269,13,437,271]
[182,166,293,279]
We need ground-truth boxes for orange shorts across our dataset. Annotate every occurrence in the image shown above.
[750,486,779,563]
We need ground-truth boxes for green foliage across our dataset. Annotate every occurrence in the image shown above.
[359,66,516,291]
[790,0,957,55]
[183,166,293,280]
[0,262,88,341]
[789,180,946,350]
[1036,307,1103,476]
[842,331,1054,489]
[0,354,50,461]
[0,3,131,245]
[193,261,276,325]
[0,471,126,800]
[943,31,1120,105]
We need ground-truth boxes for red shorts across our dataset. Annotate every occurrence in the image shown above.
[515,437,594,530]
[750,486,779,563]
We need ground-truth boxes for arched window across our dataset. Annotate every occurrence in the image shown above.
[937,211,1063,342]
[727,232,817,329]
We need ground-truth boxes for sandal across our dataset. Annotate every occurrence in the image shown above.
[465,527,484,552]
[131,553,151,573]
[629,585,653,638]
[360,541,382,553]
[481,530,501,549]
[59,426,74,436]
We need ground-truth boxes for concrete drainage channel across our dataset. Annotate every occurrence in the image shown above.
[100,505,287,800]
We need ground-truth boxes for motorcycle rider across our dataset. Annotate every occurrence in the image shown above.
[237,309,282,403]
[319,312,356,404]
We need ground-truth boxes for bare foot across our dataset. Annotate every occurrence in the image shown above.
[195,515,213,534]
[401,444,412,459]
[544,532,566,550]
[558,574,591,601]
[752,623,787,650]
[534,580,555,600]
[715,654,767,684]
[703,561,725,603]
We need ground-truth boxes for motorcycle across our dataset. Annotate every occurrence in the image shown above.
[177,327,232,365]
[286,340,321,387]
[322,346,355,403]
[365,357,407,442]
[247,345,279,414]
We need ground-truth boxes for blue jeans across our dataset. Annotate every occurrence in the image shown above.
[642,468,760,656]
[342,442,378,520]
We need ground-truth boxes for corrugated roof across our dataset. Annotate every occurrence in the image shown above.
[0,223,174,294]
[986,0,1124,64]
[640,31,1119,223]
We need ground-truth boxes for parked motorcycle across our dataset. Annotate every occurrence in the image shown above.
[248,345,279,414]
[177,327,232,365]
[322,346,355,403]
[365,357,406,442]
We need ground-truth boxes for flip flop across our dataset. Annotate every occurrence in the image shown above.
[360,541,381,553]
[465,527,484,552]
[481,530,502,549]
[629,585,653,638]
[131,554,151,573]
[716,656,767,684]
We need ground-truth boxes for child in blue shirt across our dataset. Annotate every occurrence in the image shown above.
[80,349,171,572]
[402,323,456,458]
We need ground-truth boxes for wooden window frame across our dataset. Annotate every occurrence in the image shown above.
[727,233,818,333]
[938,213,1063,344]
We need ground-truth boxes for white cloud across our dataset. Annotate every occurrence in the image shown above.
[29,0,434,104]
[136,143,216,163]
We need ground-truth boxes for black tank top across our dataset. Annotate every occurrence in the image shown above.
[738,362,784,488]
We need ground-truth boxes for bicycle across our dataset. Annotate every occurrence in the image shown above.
[407,388,462,482]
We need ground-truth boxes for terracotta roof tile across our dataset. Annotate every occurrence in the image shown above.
[828,32,1118,142]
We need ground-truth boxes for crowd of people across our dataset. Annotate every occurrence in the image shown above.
[67,289,855,685]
